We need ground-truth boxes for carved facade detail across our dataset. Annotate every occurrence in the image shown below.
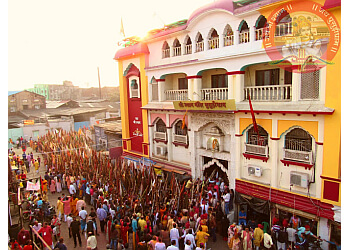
[190,113,233,134]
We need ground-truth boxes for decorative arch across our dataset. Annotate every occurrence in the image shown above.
[150,76,157,84]
[123,63,140,77]
[223,24,233,36]
[238,20,249,31]
[245,124,269,146]
[195,32,203,43]
[173,38,181,47]
[283,126,313,152]
[197,67,227,76]
[155,118,167,133]
[162,41,170,50]
[208,28,219,39]
[152,116,166,126]
[203,158,228,174]
[184,35,192,45]
[255,15,267,28]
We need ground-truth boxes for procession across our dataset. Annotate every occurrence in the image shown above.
[7,128,339,250]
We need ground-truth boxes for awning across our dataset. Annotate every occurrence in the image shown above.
[235,192,270,215]
[275,204,319,221]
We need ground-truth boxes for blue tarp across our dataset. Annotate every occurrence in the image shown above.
[74,121,90,131]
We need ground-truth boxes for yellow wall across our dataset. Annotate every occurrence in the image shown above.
[140,54,149,156]
[118,61,130,143]
[240,118,272,135]
[321,6,341,205]
[278,120,319,141]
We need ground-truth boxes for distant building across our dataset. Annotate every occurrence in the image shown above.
[27,81,80,100]
[8,90,46,114]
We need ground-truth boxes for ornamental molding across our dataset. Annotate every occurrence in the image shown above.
[191,113,233,134]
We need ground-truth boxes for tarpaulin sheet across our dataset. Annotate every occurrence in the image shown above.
[235,192,270,215]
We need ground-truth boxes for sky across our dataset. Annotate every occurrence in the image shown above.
[7,0,214,91]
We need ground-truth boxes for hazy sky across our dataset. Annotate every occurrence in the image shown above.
[7,0,214,91]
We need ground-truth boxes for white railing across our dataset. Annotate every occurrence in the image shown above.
[196,41,204,52]
[244,143,269,157]
[173,134,187,144]
[224,35,234,46]
[173,46,181,57]
[162,49,170,58]
[165,89,188,101]
[185,44,192,55]
[255,28,269,40]
[201,88,228,100]
[154,132,166,140]
[239,30,250,44]
[208,37,219,49]
[283,148,313,164]
[275,22,292,37]
[244,85,291,101]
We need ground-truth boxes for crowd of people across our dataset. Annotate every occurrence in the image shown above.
[8,129,341,250]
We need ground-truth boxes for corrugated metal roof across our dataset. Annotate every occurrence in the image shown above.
[94,121,122,133]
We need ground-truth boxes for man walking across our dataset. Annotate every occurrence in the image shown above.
[97,204,107,233]
[70,217,82,248]
[79,206,88,234]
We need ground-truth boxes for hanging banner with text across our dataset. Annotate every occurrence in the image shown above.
[173,100,236,111]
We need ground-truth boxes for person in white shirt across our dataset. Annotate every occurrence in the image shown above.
[69,183,76,195]
[170,223,180,247]
[286,224,297,249]
[67,214,73,238]
[155,237,167,250]
[79,207,88,232]
[167,240,179,250]
[184,229,196,249]
[87,231,97,249]
[263,232,274,249]
[223,191,231,215]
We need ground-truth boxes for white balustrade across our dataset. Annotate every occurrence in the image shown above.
[173,134,187,144]
[224,35,234,46]
[201,88,228,100]
[283,148,313,164]
[154,132,167,140]
[239,30,250,44]
[196,41,204,52]
[208,37,219,49]
[165,89,188,101]
[275,22,292,37]
[255,28,269,40]
[244,143,269,157]
[173,46,181,57]
[185,44,192,55]
[162,49,170,58]
[244,85,291,101]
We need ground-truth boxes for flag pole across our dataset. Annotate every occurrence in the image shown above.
[247,92,260,145]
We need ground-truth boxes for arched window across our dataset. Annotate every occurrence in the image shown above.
[255,15,267,40]
[156,119,166,133]
[196,33,204,52]
[275,13,292,37]
[247,125,268,146]
[224,25,234,46]
[208,29,219,49]
[285,128,312,152]
[162,41,170,58]
[173,38,181,57]
[174,120,187,136]
[184,36,192,55]
[239,20,250,44]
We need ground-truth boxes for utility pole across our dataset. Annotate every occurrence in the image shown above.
[97,67,102,99]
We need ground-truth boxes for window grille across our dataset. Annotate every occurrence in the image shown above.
[156,119,166,133]
[300,69,319,99]
[285,128,312,152]
[247,126,268,146]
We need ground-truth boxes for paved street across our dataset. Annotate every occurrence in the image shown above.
[11,146,230,249]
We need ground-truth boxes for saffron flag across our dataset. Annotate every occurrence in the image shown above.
[181,109,188,130]
[120,18,125,38]
[248,92,259,135]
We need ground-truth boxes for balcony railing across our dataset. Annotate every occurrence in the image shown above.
[239,30,250,44]
[165,89,188,101]
[244,143,269,157]
[208,37,219,50]
[283,148,313,165]
[224,35,234,46]
[185,44,192,55]
[196,41,204,52]
[162,49,170,58]
[255,28,269,40]
[173,46,181,57]
[154,132,167,141]
[275,22,292,37]
[244,85,291,101]
[201,88,228,100]
[173,134,187,144]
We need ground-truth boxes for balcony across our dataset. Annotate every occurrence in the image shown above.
[282,148,313,167]
[196,41,204,52]
[201,88,228,100]
[154,132,166,141]
[255,28,269,41]
[162,49,170,58]
[244,143,269,157]
[239,30,250,44]
[224,35,234,46]
[165,90,188,101]
[208,37,219,50]
[173,134,187,144]
[244,85,291,101]
[275,22,292,37]
[184,44,192,55]
[173,46,181,57]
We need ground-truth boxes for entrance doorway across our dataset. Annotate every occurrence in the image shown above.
[202,157,229,186]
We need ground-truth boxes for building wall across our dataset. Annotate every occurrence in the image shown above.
[8,91,46,113]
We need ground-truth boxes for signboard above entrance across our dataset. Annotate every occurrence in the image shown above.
[173,100,235,111]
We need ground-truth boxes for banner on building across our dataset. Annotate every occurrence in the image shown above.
[173,100,235,111]
[23,120,34,125]
[26,181,40,191]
